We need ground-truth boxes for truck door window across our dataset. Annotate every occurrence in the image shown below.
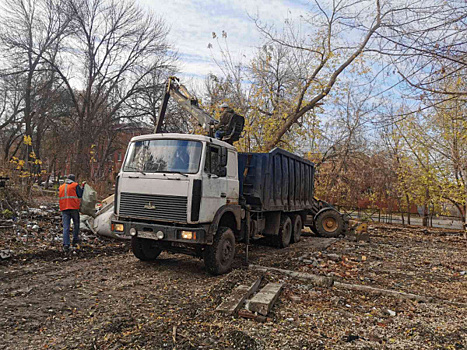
[227,150,237,178]
[205,145,220,175]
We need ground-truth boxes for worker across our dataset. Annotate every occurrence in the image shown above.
[215,102,235,139]
[58,174,85,252]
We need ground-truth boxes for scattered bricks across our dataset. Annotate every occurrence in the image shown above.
[248,283,283,316]
[0,249,12,260]
[216,277,262,315]
[238,309,272,323]
[289,295,301,302]
[302,259,315,264]
[326,253,341,262]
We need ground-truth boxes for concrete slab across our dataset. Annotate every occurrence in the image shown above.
[216,277,262,315]
[248,282,283,316]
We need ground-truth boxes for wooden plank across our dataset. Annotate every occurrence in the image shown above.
[248,282,283,316]
[216,277,262,315]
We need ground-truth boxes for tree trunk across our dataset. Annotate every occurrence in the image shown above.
[406,194,411,225]
[422,205,428,227]
[464,170,467,238]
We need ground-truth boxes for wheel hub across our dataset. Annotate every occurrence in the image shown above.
[222,242,232,263]
[323,217,338,232]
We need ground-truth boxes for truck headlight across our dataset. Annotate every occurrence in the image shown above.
[114,224,124,232]
[181,230,196,240]
[156,231,164,240]
[129,228,137,236]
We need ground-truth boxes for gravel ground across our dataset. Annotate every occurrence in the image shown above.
[1,222,466,349]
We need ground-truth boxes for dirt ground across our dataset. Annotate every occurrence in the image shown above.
[1,220,466,349]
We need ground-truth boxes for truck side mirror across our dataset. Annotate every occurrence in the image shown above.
[220,147,228,167]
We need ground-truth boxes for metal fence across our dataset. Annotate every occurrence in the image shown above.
[336,206,464,230]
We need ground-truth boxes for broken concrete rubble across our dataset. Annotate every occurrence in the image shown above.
[0,249,12,259]
[237,309,272,323]
[248,283,283,316]
[216,277,262,315]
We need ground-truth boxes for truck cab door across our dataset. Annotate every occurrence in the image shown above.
[199,144,228,222]
[225,149,239,203]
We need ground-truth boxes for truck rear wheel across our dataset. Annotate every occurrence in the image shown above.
[276,215,292,248]
[131,237,162,261]
[315,210,345,238]
[291,214,303,243]
[204,227,235,275]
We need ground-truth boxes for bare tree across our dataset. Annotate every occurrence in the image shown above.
[249,0,389,150]
[29,0,172,178]
[375,0,467,98]
[0,0,70,171]
[122,64,195,134]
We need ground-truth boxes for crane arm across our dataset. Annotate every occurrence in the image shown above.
[155,76,218,134]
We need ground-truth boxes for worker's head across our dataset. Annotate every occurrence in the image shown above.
[220,102,229,110]
[67,174,76,181]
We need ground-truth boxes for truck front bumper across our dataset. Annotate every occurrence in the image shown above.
[111,220,209,244]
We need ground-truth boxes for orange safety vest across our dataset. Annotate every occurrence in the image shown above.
[59,182,81,211]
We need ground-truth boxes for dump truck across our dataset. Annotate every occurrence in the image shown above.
[111,77,347,274]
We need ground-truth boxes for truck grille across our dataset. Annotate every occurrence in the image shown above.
[119,192,188,223]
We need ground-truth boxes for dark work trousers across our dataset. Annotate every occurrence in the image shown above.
[61,209,80,247]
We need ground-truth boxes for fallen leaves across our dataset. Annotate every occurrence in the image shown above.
[1,221,466,349]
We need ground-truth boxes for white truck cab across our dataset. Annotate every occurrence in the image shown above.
[112,133,242,274]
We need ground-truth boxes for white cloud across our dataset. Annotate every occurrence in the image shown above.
[137,0,310,86]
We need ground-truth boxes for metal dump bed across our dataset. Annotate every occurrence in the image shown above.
[238,148,315,212]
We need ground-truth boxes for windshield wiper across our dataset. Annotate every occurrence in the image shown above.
[124,166,146,175]
[166,171,188,177]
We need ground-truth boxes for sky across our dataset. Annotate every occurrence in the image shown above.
[134,0,406,136]
[137,0,311,86]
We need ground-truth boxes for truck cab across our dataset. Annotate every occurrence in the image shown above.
[112,133,242,274]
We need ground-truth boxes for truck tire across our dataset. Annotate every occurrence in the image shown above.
[291,214,303,243]
[204,227,235,275]
[131,237,162,261]
[315,210,345,238]
[276,215,292,248]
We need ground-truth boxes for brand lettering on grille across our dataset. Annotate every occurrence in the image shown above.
[144,202,156,210]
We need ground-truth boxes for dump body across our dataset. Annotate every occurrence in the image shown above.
[238,148,315,212]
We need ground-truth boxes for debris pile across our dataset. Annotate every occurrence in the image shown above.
[0,197,125,262]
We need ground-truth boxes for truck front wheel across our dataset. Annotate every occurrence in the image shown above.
[315,210,345,238]
[204,227,235,275]
[131,237,162,261]
[276,215,292,248]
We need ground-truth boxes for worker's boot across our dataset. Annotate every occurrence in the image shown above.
[72,238,81,249]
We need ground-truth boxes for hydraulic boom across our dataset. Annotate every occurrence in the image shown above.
[155,76,218,134]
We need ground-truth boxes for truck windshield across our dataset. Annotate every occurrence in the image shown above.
[123,139,202,174]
